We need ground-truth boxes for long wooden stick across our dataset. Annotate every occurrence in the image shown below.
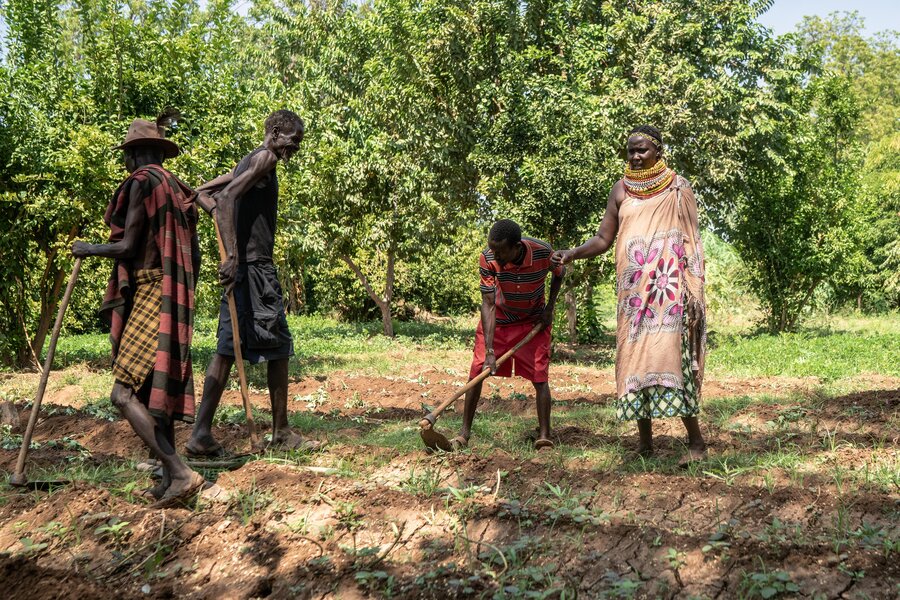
[419,322,544,430]
[211,219,258,448]
[10,257,83,486]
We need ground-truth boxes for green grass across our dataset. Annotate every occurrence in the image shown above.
[44,312,900,382]
[52,314,473,378]
[708,328,900,379]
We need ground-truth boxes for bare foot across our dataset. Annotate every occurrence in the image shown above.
[678,445,708,468]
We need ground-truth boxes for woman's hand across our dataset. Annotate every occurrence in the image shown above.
[550,249,575,267]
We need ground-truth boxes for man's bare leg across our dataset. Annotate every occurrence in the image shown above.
[112,381,201,497]
[268,358,320,449]
[186,353,234,454]
[268,358,290,442]
[457,380,484,446]
[153,416,175,495]
[533,382,552,444]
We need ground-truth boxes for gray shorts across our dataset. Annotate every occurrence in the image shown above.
[216,262,294,364]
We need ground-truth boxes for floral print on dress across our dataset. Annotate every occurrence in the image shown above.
[646,257,680,305]
[661,302,683,332]
[619,235,664,292]
[687,235,705,281]
[618,229,690,343]
[620,293,658,342]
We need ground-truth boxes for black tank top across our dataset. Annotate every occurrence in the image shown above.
[234,146,278,263]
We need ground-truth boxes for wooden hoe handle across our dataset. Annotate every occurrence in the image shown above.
[11,257,83,485]
[418,322,545,429]
[212,217,258,448]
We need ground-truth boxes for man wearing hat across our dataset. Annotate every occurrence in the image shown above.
[72,112,205,506]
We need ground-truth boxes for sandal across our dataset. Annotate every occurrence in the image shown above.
[449,435,469,451]
[151,472,206,509]
[184,439,228,459]
[268,432,325,453]
[136,481,168,501]
[534,438,555,450]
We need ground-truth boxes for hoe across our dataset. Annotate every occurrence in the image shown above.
[419,322,543,452]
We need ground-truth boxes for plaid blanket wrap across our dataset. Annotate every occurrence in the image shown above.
[99,165,198,422]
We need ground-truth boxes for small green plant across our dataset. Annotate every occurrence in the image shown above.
[830,501,852,553]
[599,570,641,598]
[738,565,800,599]
[444,484,481,508]
[401,464,443,497]
[81,398,119,421]
[344,391,367,410]
[667,547,686,570]
[354,570,395,597]
[287,515,310,535]
[38,520,76,547]
[94,517,131,547]
[837,563,865,581]
[820,427,840,452]
[541,482,607,528]
[1,425,38,451]
[703,457,753,486]
[666,548,687,587]
[333,500,365,557]
[17,537,48,555]
[498,500,534,526]
[765,406,807,431]
[230,480,273,525]
[334,500,364,533]
[296,386,329,411]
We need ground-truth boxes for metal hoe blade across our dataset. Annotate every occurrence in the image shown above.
[420,426,453,452]
[8,474,70,491]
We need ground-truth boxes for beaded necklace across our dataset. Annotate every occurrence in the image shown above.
[623,160,675,198]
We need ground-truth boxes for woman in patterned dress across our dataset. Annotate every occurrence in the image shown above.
[551,125,707,465]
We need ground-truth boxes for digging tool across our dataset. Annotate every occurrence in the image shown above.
[419,321,544,451]
[10,257,83,488]
[197,192,259,449]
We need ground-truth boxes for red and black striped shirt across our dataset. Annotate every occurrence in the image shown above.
[479,237,564,325]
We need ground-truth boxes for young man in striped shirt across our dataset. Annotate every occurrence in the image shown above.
[454,219,566,450]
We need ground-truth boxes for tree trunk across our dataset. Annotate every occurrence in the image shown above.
[30,266,67,365]
[565,289,577,343]
[29,227,79,366]
[382,249,395,337]
[377,301,393,338]
[341,253,394,337]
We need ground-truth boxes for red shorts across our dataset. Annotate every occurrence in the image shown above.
[469,320,552,383]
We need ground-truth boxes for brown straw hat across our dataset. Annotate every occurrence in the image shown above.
[113,116,180,158]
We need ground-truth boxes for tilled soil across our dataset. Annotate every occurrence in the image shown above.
[1,372,898,599]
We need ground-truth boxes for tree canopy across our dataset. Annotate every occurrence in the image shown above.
[1,1,897,365]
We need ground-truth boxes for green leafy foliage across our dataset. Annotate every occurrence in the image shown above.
[2,1,897,361]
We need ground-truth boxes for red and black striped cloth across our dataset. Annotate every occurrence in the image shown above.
[479,237,564,325]
[100,165,198,422]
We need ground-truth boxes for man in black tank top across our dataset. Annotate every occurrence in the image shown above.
[186,110,323,455]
